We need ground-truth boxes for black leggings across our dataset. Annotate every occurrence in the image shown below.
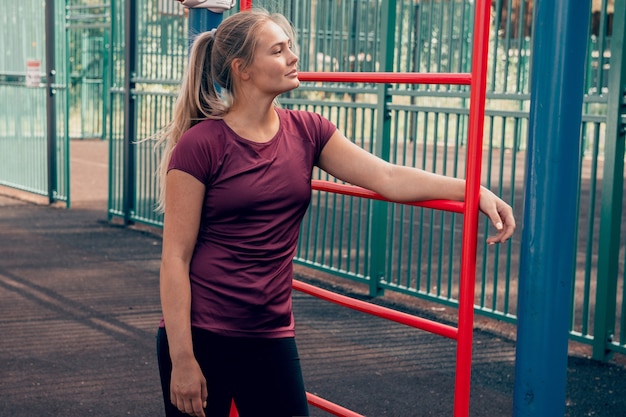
[157,327,309,417]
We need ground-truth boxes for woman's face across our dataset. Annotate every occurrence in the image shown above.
[243,20,300,97]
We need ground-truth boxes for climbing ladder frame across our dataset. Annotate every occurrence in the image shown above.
[233,0,494,416]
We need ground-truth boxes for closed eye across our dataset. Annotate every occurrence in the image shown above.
[271,40,293,55]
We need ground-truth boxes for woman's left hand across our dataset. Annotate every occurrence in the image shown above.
[479,187,516,245]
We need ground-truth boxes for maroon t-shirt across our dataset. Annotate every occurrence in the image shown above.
[166,108,336,338]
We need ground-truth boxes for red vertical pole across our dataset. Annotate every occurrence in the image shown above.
[454,0,492,415]
[240,0,252,11]
[229,399,238,417]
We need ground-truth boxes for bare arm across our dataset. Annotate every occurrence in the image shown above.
[318,131,515,243]
[160,169,208,417]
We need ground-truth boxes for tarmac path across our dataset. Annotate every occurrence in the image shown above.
[0,139,625,416]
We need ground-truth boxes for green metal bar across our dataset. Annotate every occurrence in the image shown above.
[108,0,121,219]
[58,0,69,206]
[416,111,430,292]
[368,0,396,297]
[595,0,609,94]
[45,0,58,204]
[122,0,137,225]
[621,262,626,346]
[516,1,528,94]
[493,116,508,310]
[480,117,495,309]
[592,0,626,361]
[581,124,601,336]
[447,114,462,299]
[389,112,403,287]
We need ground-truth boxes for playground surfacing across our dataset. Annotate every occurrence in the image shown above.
[0,139,625,416]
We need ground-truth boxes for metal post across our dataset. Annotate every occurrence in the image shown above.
[454,1,492,414]
[188,8,223,41]
[123,0,137,224]
[513,0,591,415]
[368,0,396,297]
[592,0,626,362]
[45,0,58,204]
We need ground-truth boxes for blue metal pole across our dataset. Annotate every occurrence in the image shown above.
[513,1,591,416]
[188,8,223,41]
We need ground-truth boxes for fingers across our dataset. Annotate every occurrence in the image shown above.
[171,381,207,417]
[172,395,206,417]
[201,382,208,410]
[169,359,208,416]
[485,202,516,245]
[480,188,516,245]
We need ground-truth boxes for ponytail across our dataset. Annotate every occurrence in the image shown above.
[153,30,224,213]
[153,9,297,212]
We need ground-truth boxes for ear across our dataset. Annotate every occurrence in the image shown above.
[231,58,250,81]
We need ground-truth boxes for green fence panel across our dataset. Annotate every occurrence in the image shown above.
[66,2,110,140]
[108,0,126,219]
[108,0,188,224]
[106,0,625,357]
[0,0,69,204]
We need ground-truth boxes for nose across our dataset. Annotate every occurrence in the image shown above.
[288,48,299,65]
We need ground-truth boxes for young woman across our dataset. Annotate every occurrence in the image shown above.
[154,9,515,417]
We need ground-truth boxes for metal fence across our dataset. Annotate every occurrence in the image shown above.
[0,0,69,202]
[19,0,620,360]
[0,0,621,376]
[66,2,110,140]
[108,0,189,221]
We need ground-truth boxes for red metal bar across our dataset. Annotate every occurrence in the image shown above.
[305,393,366,417]
[298,71,471,85]
[312,180,465,214]
[453,0,492,415]
[235,2,490,416]
[239,0,252,11]
[293,280,458,340]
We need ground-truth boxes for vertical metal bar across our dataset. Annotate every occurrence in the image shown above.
[594,0,609,93]
[123,0,137,224]
[447,114,461,299]
[454,0,491,414]
[107,0,118,220]
[189,8,223,40]
[479,117,494,309]
[592,0,626,361]
[45,0,58,204]
[516,0,528,93]
[504,116,522,315]
[513,0,591,415]
[60,0,70,206]
[102,9,110,142]
[368,0,395,297]
[489,0,502,92]
[621,266,626,346]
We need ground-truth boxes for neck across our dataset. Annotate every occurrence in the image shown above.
[223,102,280,143]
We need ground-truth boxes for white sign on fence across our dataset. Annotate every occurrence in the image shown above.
[26,60,41,87]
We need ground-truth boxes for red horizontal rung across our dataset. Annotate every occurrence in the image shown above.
[293,280,458,340]
[312,180,465,214]
[306,392,366,417]
[298,71,471,85]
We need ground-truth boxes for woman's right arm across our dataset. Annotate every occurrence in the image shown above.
[160,169,208,417]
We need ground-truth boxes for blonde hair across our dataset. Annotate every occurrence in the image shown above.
[153,9,296,212]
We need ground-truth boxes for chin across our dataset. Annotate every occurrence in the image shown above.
[284,81,300,93]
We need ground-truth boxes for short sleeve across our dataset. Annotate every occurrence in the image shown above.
[312,112,337,159]
[280,109,336,164]
[167,124,214,184]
